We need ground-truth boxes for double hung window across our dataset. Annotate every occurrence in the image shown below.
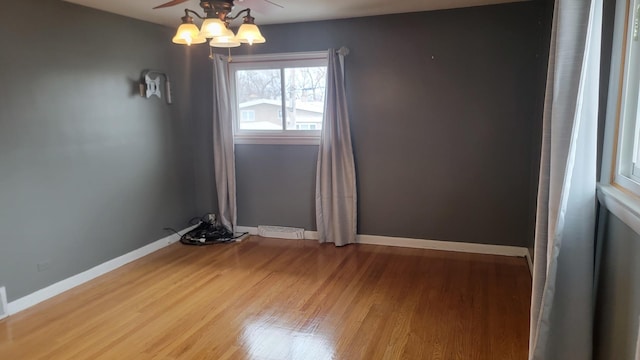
[229,52,329,145]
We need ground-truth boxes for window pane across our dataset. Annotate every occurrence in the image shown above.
[623,11,640,182]
[632,86,640,178]
[236,69,283,130]
[284,66,326,130]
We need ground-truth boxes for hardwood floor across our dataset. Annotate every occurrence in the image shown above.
[0,236,531,359]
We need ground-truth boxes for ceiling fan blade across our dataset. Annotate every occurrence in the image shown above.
[263,0,284,9]
[238,0,283,15]
[153,0,190,9]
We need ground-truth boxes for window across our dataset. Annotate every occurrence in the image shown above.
[229,52,328,145]
[240,110,255,123]
[600,0,640,234]
[613,0,640,194]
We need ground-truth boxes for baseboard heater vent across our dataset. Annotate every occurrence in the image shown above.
[0,287,8,320]
[257,226,305,239]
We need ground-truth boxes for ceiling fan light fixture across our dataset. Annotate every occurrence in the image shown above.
[199,17,227,38]
[235,16,265,45]
[172,15,207,45]
[210,27,241,48]
[167,1,267,49]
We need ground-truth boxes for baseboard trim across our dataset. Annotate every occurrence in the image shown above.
[0,287,7,320]
[357,234,529,257]
[7,225,197,317]
[238,225,529,258]
[236,226,258,235]
[525,249,533,276]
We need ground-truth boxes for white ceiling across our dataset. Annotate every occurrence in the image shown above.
[64,0,526,27]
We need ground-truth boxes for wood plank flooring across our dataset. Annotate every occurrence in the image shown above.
[0,236,531,359]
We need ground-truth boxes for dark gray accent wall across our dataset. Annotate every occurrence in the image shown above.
[527,0,553,258]
[0,0,197,302]
[594,211,640,360]
[189,46,219,216]
[235,145,319,230]
[189,1,548,246]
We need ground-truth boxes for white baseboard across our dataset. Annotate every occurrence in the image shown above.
[0,287,7,320]
[236,226,258,235]
[357,234,529,257]
[6,225,197,317]
[305,230,319,240]
[525,249,533,276]
[239,225,529,258]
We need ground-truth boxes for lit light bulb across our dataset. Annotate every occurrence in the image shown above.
[209,28,241,48]
[200,18,226,38]
[172,20,206,46]
[236,22,265,45]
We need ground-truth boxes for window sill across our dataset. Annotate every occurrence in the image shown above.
[597,183,640,235]
[234,135,320,145]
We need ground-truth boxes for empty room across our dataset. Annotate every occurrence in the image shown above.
[0,0,638,359]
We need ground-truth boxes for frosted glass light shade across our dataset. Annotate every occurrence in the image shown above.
[235,23,266,45]
[199,18,227,38]
[172,23,206,46]
[210,28,241,48]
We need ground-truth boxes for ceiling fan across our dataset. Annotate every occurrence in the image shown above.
[153,0,283,15]
[160,0,281,47]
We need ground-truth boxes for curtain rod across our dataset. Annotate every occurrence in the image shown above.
[217,47,349,63]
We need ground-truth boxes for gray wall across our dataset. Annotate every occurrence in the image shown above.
[0,0,197,302]
[594,211,640,360]
[191,2,548,246]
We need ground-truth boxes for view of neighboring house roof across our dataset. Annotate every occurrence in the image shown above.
[239,99,324,113]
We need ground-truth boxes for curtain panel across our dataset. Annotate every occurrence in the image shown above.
[212,54,237,231]
[529,0,602,358]
[315,48,357,247]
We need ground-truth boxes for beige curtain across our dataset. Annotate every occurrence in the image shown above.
[315,48,357,246]
[212,54,237,231]
[529,0,602,358]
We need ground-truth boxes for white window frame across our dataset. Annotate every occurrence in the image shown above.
[229,51,328,145]
[613,0,640,192]
[600,0,640,235]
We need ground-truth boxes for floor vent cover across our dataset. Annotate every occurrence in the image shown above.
[257,226,305,239]
[0,287,8,320]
